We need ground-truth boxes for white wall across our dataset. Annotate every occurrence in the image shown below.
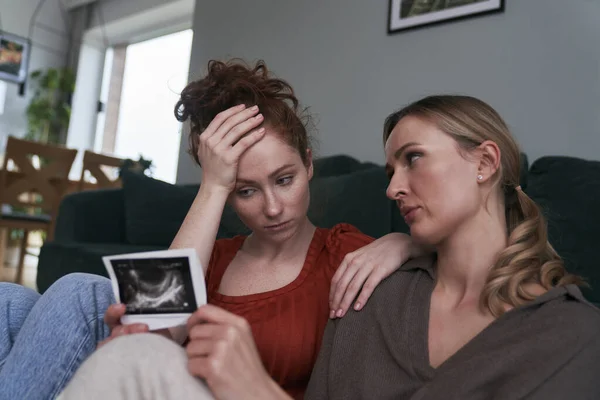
[66,43,106,179]
[177,0,600,184]
[0,0,70,152]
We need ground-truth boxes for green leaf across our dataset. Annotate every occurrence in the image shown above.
[25,67,77,144]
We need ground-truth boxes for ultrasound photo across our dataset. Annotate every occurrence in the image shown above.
[110,256,198,314]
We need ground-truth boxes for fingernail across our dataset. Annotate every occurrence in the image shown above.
[336,309,343,317]
[329,310,336,319]
[251,105,259,111]
[257,127,265,134]
[238,104,246,109]
[354,302,362,311]
[255,113,263,120]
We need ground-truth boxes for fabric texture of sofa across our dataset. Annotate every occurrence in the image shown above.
[36,153,600,305]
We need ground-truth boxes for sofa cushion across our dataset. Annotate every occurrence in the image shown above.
[121,172,246,246]
[525,156,600,303]
[308,167,393,238]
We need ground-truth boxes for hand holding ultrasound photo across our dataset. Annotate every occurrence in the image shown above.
[103,249,207,330]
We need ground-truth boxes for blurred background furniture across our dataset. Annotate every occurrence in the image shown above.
[0,136,77,283]
[79,150,124,191]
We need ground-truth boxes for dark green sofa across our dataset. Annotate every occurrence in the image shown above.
[36,154,600,304]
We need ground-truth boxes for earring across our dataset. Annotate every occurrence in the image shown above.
[477,174,483,181]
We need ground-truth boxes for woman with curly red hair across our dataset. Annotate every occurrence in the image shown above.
[0,59,423,400]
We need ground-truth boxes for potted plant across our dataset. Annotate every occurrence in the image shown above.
[25,67,76,145]
[119,155,154,177]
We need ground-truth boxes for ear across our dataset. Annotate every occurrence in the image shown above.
[476,140,501,183]
[305,148,314,181]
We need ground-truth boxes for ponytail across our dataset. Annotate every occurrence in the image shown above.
[481,186,585,317]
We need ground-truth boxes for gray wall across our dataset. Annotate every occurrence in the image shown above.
[177,0,600,184]
[0,0,70,152]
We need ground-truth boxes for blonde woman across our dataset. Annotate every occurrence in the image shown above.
[306,95,600,399]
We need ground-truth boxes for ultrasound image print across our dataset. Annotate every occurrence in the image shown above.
[111,256,197,314]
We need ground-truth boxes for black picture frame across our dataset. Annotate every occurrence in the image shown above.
[0,31,31,84]
[388,0,505,34]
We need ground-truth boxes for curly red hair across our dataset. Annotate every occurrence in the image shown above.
[174,59,313,166]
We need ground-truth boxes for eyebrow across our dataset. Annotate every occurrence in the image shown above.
[393,142,421,160]
[385,142,421,176]
[236,164,296,185]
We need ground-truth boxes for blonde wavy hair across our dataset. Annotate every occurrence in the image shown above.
[383,95,585,317]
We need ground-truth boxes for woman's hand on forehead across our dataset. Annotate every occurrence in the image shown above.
[197,104,267,193]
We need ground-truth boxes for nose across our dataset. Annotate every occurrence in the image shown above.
[263,189,283,218]
[386,169,409,201]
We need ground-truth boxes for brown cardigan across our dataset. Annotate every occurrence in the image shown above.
[305,255,600,400]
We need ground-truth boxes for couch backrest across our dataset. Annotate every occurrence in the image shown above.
[308,166,396,238]
[119,159,397,246]
[525,156,600,304]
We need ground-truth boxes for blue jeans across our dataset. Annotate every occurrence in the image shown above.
[0,273,114,400]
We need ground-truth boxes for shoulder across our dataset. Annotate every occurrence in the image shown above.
[322,223,374,254]
[348,255,435,314]
[529,284,600,338]
[315,223,374,275]
[560,285,600,325]
[209,235,246,261]
[375,254,436,294]
[207,236,246,275]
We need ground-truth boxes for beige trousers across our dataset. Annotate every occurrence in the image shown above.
[57,333,215,400]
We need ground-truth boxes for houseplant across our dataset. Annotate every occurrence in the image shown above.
[25,67,76,145]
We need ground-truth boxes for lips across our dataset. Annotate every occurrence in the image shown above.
[264,221,291,231]
[400,206,420,224]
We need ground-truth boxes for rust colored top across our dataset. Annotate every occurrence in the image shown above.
[206,223,374,399]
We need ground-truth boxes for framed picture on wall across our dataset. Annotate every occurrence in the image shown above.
[0,31,31,84]
[388,0,505,34]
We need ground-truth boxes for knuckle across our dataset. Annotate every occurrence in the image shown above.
[215,338,229,354]
[205,136,218,149]
[222,153,235,165]
[209,356,222,375]
[362,281,374,292]
[239,317,251,332]
[189,325,201,339]
[348,282,361,292]
[215,110,228,122]
[230,123,244,135]
[224,325,238,341]
[348,258,360,268]
[239,135,255,145]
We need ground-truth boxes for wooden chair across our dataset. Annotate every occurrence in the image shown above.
[78,150,124,191]
[0,136,77,283]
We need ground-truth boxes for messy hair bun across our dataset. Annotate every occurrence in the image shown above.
[174,59,313,166]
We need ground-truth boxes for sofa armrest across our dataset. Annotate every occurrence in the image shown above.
[52,189,126,244]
